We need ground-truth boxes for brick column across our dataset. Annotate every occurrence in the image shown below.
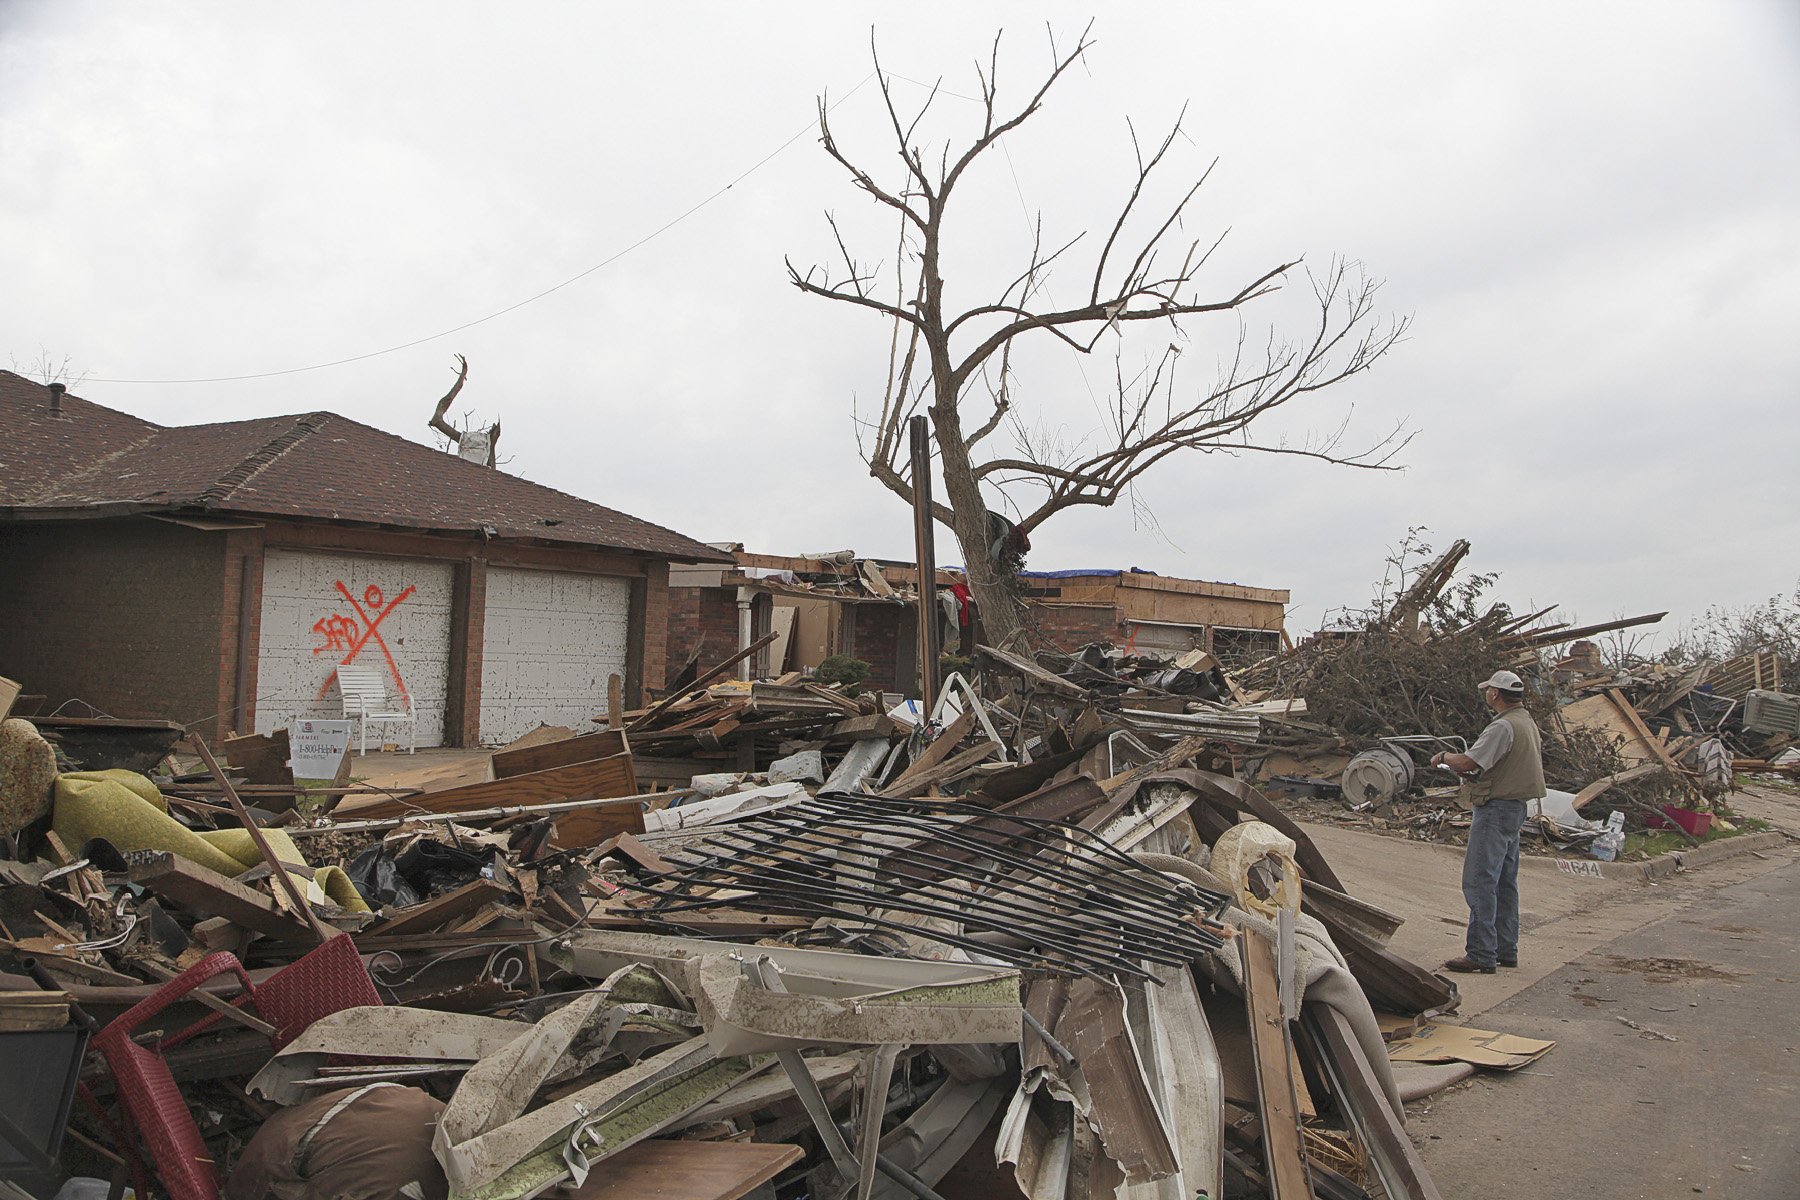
[446,552,487,746]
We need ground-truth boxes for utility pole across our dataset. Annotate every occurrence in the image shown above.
[908,415,939,714]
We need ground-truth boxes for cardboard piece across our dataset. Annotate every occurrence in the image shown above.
[1387,1021,1555,1071]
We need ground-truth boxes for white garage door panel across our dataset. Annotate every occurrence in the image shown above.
[256,550,454,746]
[479,567,631,746]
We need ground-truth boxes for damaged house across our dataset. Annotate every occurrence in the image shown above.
[668,547,1289,695]
[0,370,729,746]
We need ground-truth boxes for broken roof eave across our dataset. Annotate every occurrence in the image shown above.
[0,501,736,564]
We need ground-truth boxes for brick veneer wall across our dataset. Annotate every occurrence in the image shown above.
[852,604,904,694]
[0,518,227,737]
[664,586,742,688]
[1023,603,1125,654]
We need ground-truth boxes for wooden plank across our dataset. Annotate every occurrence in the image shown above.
[877,740,998,799]
[223,729,294,787]
[550,801,649,849]
[1569,762,1663,811]
[606,673,625,730]
[373,878,510,938]
[1114,572,1291,604]
[877,710,978,797]
[557,1137,804,1200]
[824,713,903,741]
[1304,1006,1442,1200]
[492,729,631,779]
[338,752,639,820]
[591,832,674,875]
[1239,927,1312,1199]
[1606,690,1689,777]
[129,851,313,940]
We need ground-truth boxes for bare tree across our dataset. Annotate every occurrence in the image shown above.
[10,348,88,388]
[789,26,1411,649]
[427,354,501,467]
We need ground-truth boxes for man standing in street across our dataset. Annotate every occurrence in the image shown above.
[1428,670,1546,974]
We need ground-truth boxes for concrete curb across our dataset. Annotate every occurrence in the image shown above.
[1517,830,1790,882]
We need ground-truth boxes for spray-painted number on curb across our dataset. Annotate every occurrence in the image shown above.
[1556,859,1605,879]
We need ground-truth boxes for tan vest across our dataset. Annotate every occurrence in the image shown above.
[1462,705,1546,806]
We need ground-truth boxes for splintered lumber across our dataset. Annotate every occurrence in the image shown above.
[1606,689,1691,779]
[129,852,313,940]
[1511,612,1668,649]
[876,711,978,797]
[374,879,510,938]
[491,728,631,779]
[339,752,639,821]
[1239,928,1311,1199]
[626,631,779,733]
[876,741,998,798]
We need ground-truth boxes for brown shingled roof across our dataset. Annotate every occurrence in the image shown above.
[1,370,729,562]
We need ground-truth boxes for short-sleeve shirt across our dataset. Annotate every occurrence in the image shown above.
[1466,714,1516,772]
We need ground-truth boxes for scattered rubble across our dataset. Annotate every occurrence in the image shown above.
[1,539,1792,1200]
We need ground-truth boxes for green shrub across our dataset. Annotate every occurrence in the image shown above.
[814,655,872,689]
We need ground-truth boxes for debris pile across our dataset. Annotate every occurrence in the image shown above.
[0,654,1489,1200]
[1208,541,1796,851]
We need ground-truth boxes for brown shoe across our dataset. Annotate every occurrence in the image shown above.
[1443,956,1497,974]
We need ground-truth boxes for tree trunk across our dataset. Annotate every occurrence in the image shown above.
[931,402,1026,651]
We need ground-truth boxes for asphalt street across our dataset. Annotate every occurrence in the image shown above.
[1409,850,1800,1197]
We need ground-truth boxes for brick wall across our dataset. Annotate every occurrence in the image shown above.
[852,604,905,694]
[1024,603,1124,654]
[638,559,669,704]
[0,518,228,738]
[664,586,742,688]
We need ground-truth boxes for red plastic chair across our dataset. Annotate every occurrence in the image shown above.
[89,934,381,1200]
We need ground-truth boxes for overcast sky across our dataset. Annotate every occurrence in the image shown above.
[3,2,1796,641]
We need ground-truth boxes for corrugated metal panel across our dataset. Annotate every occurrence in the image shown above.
[478,567,631,745]
[255,549,454,745]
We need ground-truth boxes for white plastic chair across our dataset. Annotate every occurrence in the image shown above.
[334,664,416,754]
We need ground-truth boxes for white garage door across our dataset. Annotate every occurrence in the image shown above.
[479,567,632,745]
[256,550,455,746]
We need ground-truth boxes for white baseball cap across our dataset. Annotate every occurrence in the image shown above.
[1477,670,1526,694]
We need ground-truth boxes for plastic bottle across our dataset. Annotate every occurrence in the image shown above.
[1591,810,1626,861]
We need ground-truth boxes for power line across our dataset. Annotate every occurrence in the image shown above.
[87,73,877,385]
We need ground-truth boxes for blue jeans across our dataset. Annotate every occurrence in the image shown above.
[1463,798,1528,966]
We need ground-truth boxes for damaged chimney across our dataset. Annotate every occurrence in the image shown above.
[48,381,66,417]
